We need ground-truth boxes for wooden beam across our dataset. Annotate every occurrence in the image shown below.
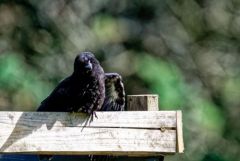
[176,111,184,153]
[0,111,180,156]
[127,95,158,111]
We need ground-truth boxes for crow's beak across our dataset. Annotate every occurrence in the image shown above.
[85,61,92,72]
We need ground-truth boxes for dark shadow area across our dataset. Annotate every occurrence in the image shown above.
[0,154,38,161]
[0,155,163,161]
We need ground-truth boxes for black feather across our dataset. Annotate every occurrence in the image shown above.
[102,73,125,111]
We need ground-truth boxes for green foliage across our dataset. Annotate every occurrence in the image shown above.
[194,98,225,133]
[136,54,185,108]
[0,53,52,109]
[136,54,225,135]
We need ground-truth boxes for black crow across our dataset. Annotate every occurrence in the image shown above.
[37,52,105,160]
[37,52,105,114]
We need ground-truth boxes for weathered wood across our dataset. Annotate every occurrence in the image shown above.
[176,111,184,153]
[0,111,180,156]
[0,128,176,155]
[0,111,176,128]
[127,95,164,161]
[127,95,158,111]
[127,95,184,154]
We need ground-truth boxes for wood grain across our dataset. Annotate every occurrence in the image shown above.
[176,110,184,153]
[0,111,176,128]
[0,111,179,156]
[127,95,158,111]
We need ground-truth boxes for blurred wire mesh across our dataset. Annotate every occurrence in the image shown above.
[0,0,240,161]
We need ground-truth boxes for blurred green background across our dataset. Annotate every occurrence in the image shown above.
[0,0,240,161]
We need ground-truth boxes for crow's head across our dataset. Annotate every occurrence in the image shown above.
[74,52,101,75]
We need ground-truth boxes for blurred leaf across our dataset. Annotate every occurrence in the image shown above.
[202,153,226,161]
[92,15,127,44]
[192,98,225,134]
[136,54,186,109]
[223,78,240,106]
[0,53,52,109]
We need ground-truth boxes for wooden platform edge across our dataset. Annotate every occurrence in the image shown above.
[0,108,184,156]
[176,110,184,153]
[0,111,178,155]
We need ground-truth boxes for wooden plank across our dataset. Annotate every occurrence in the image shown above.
[0,111,178,156]
[176,111,184,153]
[0,111,176,128]
[0,127,176,155]
[127,95,158,111]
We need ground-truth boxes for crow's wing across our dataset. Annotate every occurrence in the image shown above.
[101,73,125,111]
[37,77,72,112]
